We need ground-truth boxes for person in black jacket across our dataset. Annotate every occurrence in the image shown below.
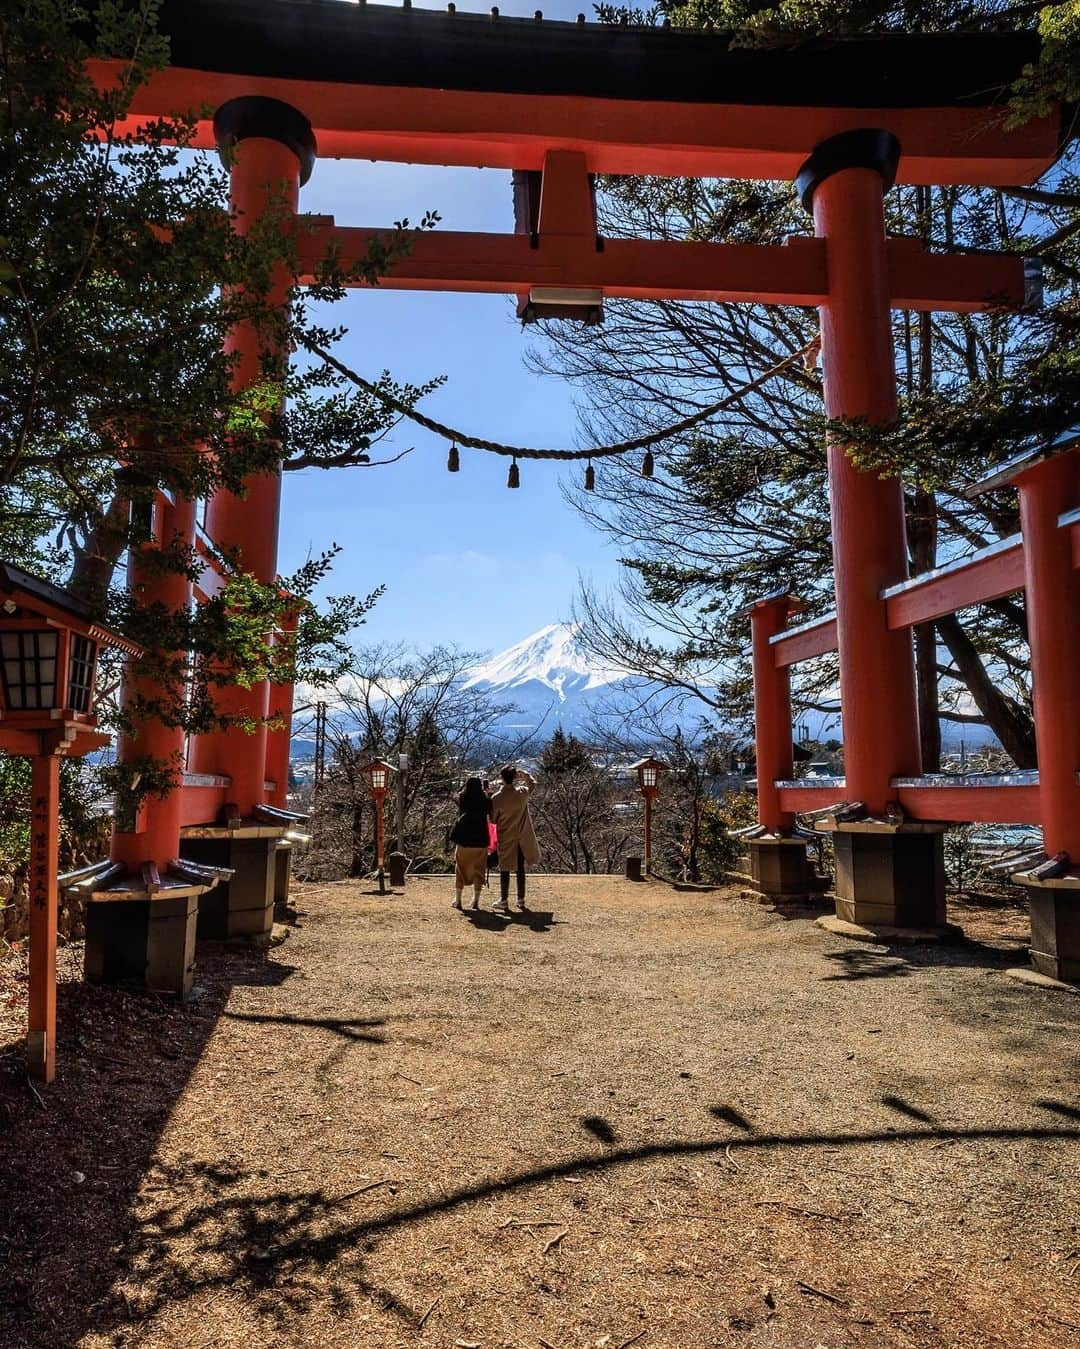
[449,777,492,911]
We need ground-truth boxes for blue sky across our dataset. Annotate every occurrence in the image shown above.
[280,1,636,655]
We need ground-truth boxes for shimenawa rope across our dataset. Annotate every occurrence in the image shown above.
[306,339,819,462]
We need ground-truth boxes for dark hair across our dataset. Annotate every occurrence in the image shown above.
[500,764,517,784]
[457,776,489,810]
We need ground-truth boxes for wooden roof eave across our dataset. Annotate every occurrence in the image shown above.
[88,2,1067,186]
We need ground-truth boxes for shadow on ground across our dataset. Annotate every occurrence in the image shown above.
[0,942,297,1349]
[758,897,834,922]
[0,881,1072,1348]
[821,934,1030,983]
[222,1011,388,1044]
[463,907,559,934]
[13,1099,1076,1344]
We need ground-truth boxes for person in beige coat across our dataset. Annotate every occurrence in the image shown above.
[488,764,540,914]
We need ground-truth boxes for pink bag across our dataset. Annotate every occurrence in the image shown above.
[487,821,498,867]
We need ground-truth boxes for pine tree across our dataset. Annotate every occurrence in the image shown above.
[539,729,594,775]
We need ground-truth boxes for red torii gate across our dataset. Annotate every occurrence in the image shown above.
[76,1,1075,989]
[748,430,1078,968]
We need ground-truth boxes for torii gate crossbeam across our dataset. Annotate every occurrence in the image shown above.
[294,223,1033,313]
[94,1,1063,183]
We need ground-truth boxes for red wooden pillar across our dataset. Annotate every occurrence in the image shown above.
[745,596,816,900]
[82,489,206,1002]
[1017,450,1080,859]
[113,492,197,869]
[265,607,298,810]
[1012,447,1080,982]
[749,596,797,834]
[189,98,316,816]
[27,752,60,1082]
[799,131,921,812]
[796,132,943,930]
[374,794,387,873]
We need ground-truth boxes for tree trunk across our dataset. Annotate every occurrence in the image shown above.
[915,623,942,772]
[909,288,942,772]
[687,797,701,883]
[936,613,1037,768]
[350,798,367,877]
[67,490,129,600]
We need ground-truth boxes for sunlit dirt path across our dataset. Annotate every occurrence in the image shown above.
[2,875,1078,1348]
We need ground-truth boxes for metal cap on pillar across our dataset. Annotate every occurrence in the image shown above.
[795,129,901,212]
[213,96,318,185]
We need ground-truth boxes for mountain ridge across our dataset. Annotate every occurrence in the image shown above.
[292,623,1000,759]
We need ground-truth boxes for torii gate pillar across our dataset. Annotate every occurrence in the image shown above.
[745,595,819,901]
[1015,451,1080,981]
[799,131,945,930]
[86,491,202,997]
[188,97,313,805]
[183,97,315,943]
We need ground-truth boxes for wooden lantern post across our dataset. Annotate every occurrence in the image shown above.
[631,757,667,877]
[0,562,139,1082]
[362,759,396,892]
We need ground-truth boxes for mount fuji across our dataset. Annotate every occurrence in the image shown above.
[463,623,629,738]
[290,624,701,765]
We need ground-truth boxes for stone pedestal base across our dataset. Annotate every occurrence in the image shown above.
[274,841,293,909]
[181,835,277,942]
[747,837,816,901]
[388,851,408,888]
[84,894,198,998]
[833,826,946,929]
[1015,874,1080,985]
[1005,965,1079,995]
[817,912,961,945]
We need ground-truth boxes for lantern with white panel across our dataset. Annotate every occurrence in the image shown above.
[0,562,139,1082]
[629,756,667,877]
[362,758,396,893]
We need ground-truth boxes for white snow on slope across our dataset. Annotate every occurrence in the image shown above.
[463,623,623,702]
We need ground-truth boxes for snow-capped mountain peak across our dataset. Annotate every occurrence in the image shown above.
[463,623,622,702]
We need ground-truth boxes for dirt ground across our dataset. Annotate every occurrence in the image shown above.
[1,875,1078,1349]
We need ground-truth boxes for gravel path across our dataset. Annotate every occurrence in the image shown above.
[1,875,1078,1348]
